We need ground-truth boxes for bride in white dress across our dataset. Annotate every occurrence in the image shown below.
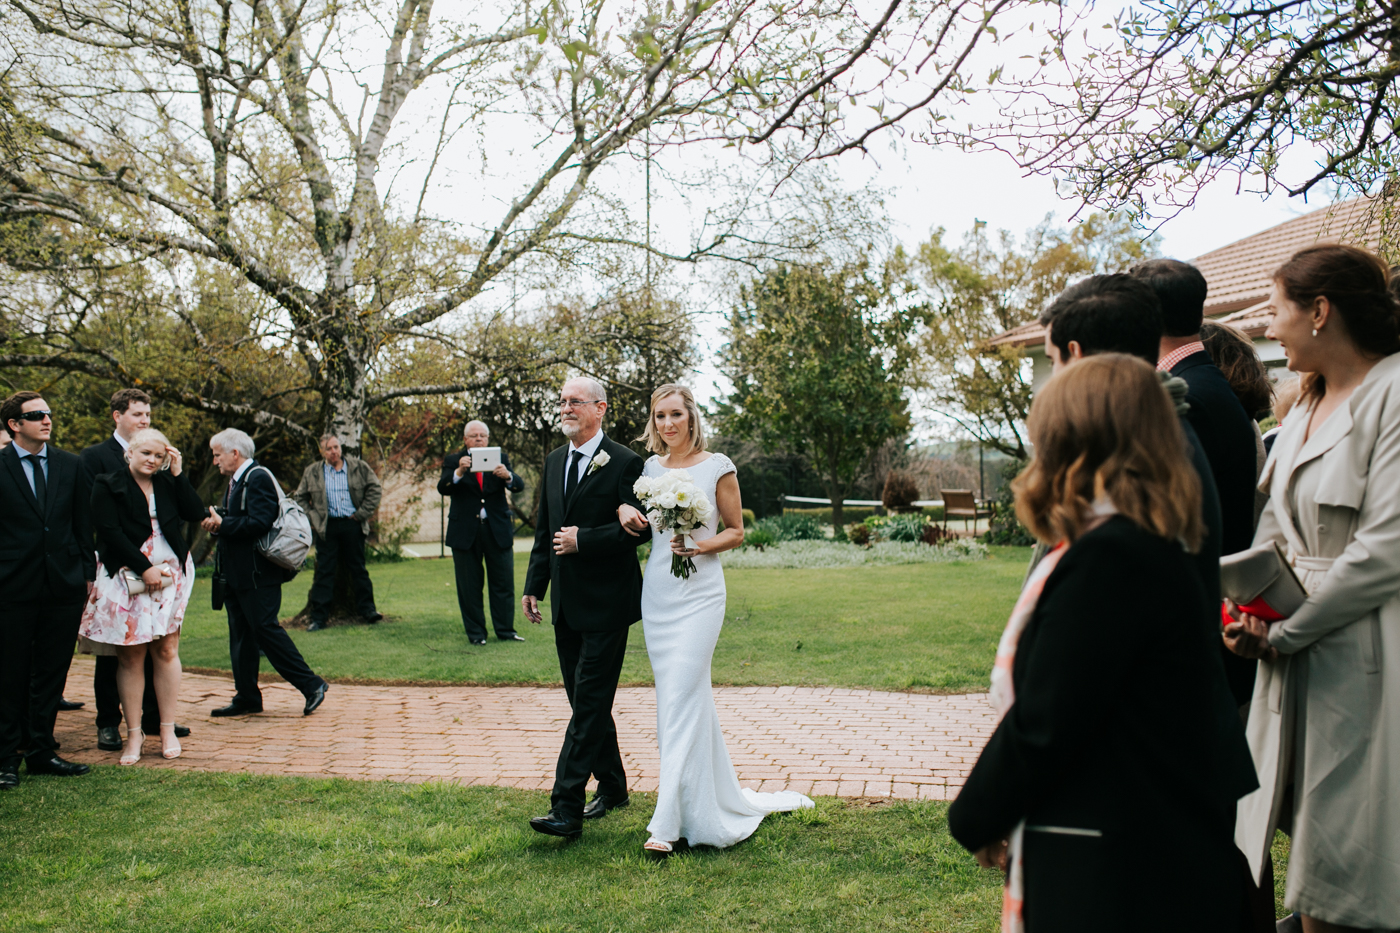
[618,384,813,857]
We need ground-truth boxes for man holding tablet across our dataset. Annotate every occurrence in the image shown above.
[438,420,526,645]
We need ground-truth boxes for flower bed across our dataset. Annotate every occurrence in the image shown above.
[722,538,988,569]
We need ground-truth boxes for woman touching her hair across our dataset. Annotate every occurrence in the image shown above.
[948,354,1256,933]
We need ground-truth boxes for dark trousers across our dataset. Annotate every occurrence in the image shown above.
[94,653,159,730]
[307,518,377,622]
[452,527,517,640]
[225,585,322,706]
[549,612,630,819]
[0,596,84,766]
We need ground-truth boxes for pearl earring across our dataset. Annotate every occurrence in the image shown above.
[1312,329,1318,337]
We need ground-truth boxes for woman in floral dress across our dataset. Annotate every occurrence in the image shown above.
[80,428,206,764]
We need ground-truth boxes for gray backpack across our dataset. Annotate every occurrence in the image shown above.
[241,465,314,573]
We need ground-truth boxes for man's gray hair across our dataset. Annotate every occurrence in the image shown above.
[463,420,489,436]
[319,433,339,446]
[210,427,255,459]
[564,375,607,404]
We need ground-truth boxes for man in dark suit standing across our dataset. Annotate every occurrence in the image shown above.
[522,377,649,838]
[1131,259,1261,705]
[438,420,526,645]
[0,392,95,789]
[78,388,189,751]
[201,428,329,718]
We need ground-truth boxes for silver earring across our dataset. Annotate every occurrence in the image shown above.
[1312,329,1318,337]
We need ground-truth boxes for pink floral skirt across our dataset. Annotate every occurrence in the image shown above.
[79,554,195,646]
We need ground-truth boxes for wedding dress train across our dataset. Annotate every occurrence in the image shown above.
[641,453,813,847]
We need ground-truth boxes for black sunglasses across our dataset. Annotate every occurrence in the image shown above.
[16,410,52,422]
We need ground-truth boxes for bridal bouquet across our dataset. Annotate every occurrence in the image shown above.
[633,470,713,579]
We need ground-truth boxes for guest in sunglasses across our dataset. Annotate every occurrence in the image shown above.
[0,392,95,790]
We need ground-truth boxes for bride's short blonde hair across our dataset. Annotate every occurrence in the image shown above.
[125,428,173,469]
[637,384,706,456]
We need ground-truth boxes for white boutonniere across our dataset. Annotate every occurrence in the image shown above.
[587,450,610,475]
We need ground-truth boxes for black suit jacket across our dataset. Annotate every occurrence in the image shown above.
[522,435,649,632]
[79,436,126,495]
[437,448,525,551]
[215,461,291,590]
[948,518,1257,916]
[1172,352,1261,703]
[0,443,94,597]
[91,469,208,574]
[1171,352,1259,556]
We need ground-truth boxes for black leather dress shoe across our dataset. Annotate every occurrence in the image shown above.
[25,754,90,777]
[57,697,85,711]
[582,793,630,820]
[303,681,329,716]
[211,702,263,717]
[365,612,383,624]
[529,810,583,838]
[469,638,487,646]
[143,723,191,738]
[97,726,123,751]
[499,633,526,642]
[307,621,327,632]
[0,768,17,790]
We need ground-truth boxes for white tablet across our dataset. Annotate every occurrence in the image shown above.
[468,446,502,472]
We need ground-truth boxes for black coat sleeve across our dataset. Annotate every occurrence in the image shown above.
[219,468,279,541]
[523,453,553,599]
[169,470,209,523]
[947,536,1129,853]
[91,475,154,575]
[437,451,464,498]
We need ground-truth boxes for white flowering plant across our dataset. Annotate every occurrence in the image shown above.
[633,469,713,578]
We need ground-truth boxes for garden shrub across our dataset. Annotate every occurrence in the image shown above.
[722,538,988,569]
[882,470,922,513]
[983,459,1036,546]
[752,513,824,543]
[846,523,872,547]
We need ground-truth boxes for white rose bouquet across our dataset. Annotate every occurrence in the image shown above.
[633,469,714,579]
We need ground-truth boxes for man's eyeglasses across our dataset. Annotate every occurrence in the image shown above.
[16,410,52,422]
[557,399,602,410]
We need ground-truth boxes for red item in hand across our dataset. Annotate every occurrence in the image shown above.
[1221,599,1287,628]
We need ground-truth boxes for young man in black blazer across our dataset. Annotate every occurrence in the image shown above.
[78,388,188,750]
[522,377,649,837]
[1130,259,1262,705]
[201,428,329,718]
[0,392,96,789]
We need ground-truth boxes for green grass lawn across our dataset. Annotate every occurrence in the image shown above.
[0,769,1003,933]
[172,547,1031,692]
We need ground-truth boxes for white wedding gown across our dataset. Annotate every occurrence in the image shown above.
[641,453,814,847]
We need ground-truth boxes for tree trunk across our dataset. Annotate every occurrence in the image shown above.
[285,553,365,629]
[828,468,845,532]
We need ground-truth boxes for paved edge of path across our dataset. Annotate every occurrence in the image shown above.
[57,659,996,800]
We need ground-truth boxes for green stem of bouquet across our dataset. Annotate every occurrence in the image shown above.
[671,554,697,579]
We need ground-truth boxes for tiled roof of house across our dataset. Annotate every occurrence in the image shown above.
[989,197,1385,349]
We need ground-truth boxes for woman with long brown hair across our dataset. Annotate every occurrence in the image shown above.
[948,353,1254,932]
[1228,244,1400,932]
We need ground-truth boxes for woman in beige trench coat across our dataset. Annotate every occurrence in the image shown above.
[1230,245,1400,932]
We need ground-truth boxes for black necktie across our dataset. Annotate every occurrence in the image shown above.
[24,453,47,507]
[565,450,584,502]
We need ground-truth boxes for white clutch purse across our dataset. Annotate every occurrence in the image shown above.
[120,566,172,597]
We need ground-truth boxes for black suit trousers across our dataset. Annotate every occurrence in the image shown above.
[94,653,159,730]
[307,518,378,622]
[225,585,321,704]
[549,611,630,818]
[452,522,516,640]
[0,595,84,764]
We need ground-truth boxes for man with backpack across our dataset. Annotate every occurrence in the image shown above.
[202,428,329,717]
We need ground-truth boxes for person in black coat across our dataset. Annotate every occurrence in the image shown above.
[78,387,188,750]
[1131,261,1264,706]
[947,356,1258,932]
[438,420,526,644]
[521,377,650,838]
[81,430,208,763]
[0,392,95,789]
[200,428,329,718]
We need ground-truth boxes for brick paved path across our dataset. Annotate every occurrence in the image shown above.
[57,659,995,799]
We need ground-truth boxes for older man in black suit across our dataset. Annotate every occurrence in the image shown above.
[201,428,329,718]
[0,392,95,789]
[438,420,526,646]
[78,388,189,751]
[1131,259,1262,706]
